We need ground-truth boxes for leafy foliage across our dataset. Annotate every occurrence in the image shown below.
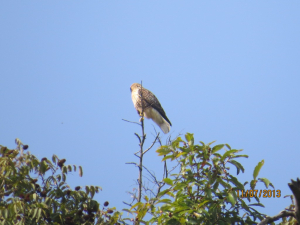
[1,134,298,225]
[0,139,123,225]
[127,133,274,224]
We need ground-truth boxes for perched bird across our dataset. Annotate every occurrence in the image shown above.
[130,83,172,134]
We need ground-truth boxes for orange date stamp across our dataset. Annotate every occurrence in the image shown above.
[236,190,281,198]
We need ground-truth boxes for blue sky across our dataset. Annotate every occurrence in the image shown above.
[1,0,300,220]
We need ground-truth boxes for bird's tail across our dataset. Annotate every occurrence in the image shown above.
[145,108,171,134]
[158,120,171,134]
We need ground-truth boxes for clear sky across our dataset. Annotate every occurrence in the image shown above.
[1,0,300,220]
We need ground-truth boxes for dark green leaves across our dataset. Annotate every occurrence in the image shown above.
[228,160,245,175]
[0,140,120,224]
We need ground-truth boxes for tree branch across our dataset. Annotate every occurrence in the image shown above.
[125,162,140,168]
[258,210,295,225]
[137,81,145,204]
[142,165,159,186]
[288,178,300,223]
[143,133,160,155]
[134,133,142,144]
[122,119,141,126]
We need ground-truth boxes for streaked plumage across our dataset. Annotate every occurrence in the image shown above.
[130,83,172,134]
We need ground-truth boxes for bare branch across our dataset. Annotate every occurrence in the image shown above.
[125,162,140,168]
[134,153,140,158]
[258,210,295,225]
[134,133,142,144]
[122,119,141,126]
[122,201,132,207]
[137,80,145,204]
[152,125,169,180]
[168,161,181,174]
[142,165,159,186]
[143,133,160,155]
[142,185,156,197]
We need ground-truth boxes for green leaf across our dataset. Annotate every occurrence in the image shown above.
[212,144,224,153]
[228,160,245,175]
[241,199,250,209]
[15,138,21,146]
[250,180,257,190]
[171,137,184,149]
[4,209,8,218]
[185,133,194,146]
[258,178,272,189]
[253,160,264,180]
[32,208,38,218]
[218,178,231,189]
[232,154,248,159]
[227,192,236,206]
[213,153,222,158]
[32,193,37,201]
[175,152,187,159]
[130,202,143,210]
[225,144,231,150]
[156,146,171,156]
[37,208,42,220]
[228,175,244,190]
[62,173,66,182]
[163,178,173,186]
[144,195,149,202]
[198,199,211,208]
[85,186,90,195]
[248,203,264,207]
[188,155,194,166]
[52,155,57,164]
[157,199,172,204]
[162,155,174,161]
[79,166,83,177]
[221,150,241,161]
[157,189,170,198]
[174,182,187,191]
[212,181,219,191]
[90,185,95,198]
[62,166,68,174]
[137,205,148,220]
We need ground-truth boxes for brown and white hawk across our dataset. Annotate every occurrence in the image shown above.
[130,83,172,134]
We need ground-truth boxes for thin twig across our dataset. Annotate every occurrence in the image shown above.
[142,165,159,186]
[143,133,160,155]
[122,119,141,126]
[134,153,140,158]
[125,162,140,168]
[122,201,132,207]
[134,133,142,144]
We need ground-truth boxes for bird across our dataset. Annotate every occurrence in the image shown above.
[130,83,172,134]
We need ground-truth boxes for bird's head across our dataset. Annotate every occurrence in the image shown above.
[130,83,141,92]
